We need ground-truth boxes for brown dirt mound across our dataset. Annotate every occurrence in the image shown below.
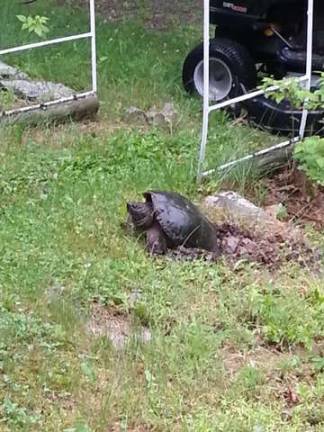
[263,167,324,230]
[69,0,202,29]
[166,222,322,270]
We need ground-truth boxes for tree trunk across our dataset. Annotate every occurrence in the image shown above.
[253,143,295,175]
[0,94,99,126]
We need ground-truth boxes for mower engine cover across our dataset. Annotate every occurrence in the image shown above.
[210,0,305,20]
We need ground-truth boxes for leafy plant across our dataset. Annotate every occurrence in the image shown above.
[311,356,324,372]
[275,203,288,221]
[261,74,324,185]
[16,14,49,38]
[293,136,324,186]
[261,72,324,110]
[1,397,40,428]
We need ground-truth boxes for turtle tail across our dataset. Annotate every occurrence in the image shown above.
[126,202,154,229]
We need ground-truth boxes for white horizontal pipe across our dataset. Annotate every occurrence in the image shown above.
[0,32,92,55]
[0,91,95,117]
[201,136,300,177]
[208,76,308,113]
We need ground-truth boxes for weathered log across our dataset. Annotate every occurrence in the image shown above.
[213,142,295,178]
[252,143,295,174]
[0,94,99,126]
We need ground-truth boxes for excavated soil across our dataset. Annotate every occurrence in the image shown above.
[166,222,322,271]
[262,167,324,230]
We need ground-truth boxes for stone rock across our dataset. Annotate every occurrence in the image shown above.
[0,79,74,102]
[0,61,29,80]
[204,191,266,221]
[124,102,177,128]
[146,106,165,126]
[161,102,177,123]
[203,191,303,241]
[147,102,177,128]
[124,106,148,124]
[224,235,240,254]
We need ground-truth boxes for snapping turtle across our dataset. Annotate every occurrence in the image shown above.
[126,191,220,255]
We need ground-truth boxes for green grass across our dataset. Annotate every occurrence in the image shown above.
[0,1,323,431]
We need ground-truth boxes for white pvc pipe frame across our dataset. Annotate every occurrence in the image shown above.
[0,0,97,117]
[198,0,314,179]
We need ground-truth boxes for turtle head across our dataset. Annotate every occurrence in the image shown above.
[126,202,154,229]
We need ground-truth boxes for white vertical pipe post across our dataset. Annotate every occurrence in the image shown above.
[89,0,98,93]
[299,0,314,139]
[197,0,210,181]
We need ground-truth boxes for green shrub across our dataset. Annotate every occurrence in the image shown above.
[261,74,324,186]
[16,14,49,38]
[261,73,324,110]
[293,136,324,186]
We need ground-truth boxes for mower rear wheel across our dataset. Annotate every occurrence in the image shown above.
[182,38,257,102]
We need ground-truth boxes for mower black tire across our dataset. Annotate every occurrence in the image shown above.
[182,38,257,101]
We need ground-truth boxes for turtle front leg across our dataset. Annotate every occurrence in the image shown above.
[146,222,167,255]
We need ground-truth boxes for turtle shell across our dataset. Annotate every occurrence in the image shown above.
[144,191,219,251]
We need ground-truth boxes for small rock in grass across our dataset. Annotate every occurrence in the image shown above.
[161,102,177,123]
[124,106,148,125]
[124,102,177,128]
[147,102,177,128]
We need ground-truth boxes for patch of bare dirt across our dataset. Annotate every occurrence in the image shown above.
[87,303,151,349]
[221,345,286,378]
[263,166,324,230]
[166,221,321,271]
[69,0,202,29]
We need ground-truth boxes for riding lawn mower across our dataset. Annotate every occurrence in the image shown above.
[182,0,324,136]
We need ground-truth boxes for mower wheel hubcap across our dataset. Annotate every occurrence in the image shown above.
[194,58,233,101]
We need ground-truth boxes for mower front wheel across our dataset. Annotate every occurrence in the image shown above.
[182,38,257,102]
